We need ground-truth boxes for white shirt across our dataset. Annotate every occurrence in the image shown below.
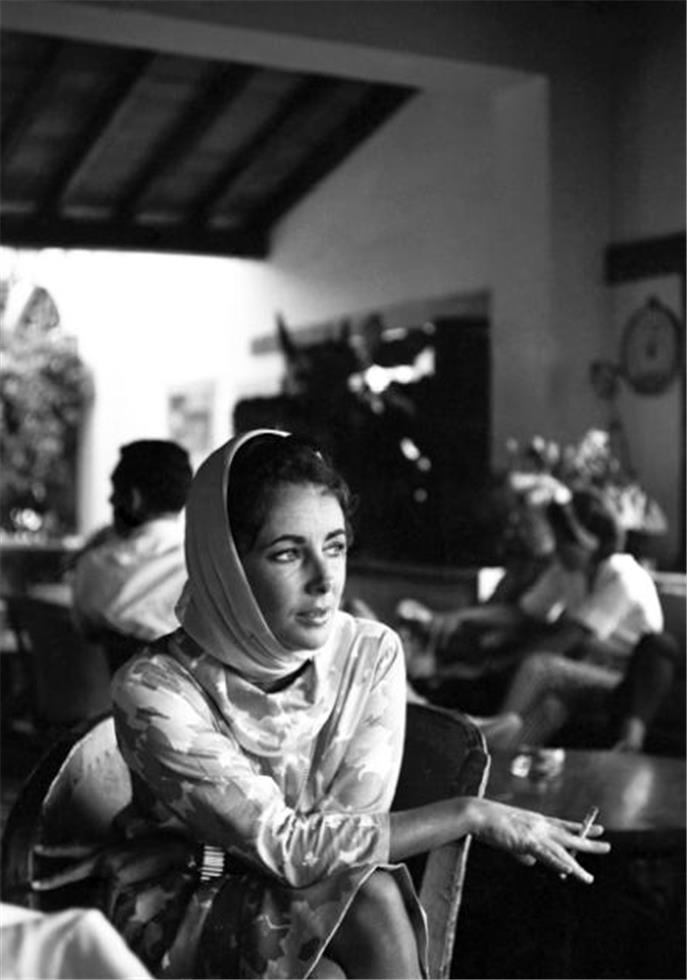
[72,515,187,641]
[0,903,151,979]
[519,553,664,657]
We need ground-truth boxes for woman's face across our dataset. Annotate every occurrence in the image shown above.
[240,482,347,651]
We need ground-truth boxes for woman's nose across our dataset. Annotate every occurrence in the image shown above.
[307,556,333,593]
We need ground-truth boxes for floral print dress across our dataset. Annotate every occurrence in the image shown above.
[110,619,427,979]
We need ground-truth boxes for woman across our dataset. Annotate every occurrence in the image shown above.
[111,429,609,979]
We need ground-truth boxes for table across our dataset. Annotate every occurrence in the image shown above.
[485,747,686,851]
[454,750,686,978]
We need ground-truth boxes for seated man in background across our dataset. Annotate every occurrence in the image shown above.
[71,440,192,668]
[489,488,679,751]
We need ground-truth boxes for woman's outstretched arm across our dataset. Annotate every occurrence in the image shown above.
[389,796,610,884]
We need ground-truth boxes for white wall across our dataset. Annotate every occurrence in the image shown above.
[491,77,553,447]
[606,7,685,567]
[270,89,495,318]
[610,4,685,240]
[8,248,278,531]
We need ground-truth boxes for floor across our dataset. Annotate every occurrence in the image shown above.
[453,839,686,979]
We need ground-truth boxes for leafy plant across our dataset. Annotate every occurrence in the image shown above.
[504,429,667,534]
[0,281,91,536]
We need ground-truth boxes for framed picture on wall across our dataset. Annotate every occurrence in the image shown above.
[168,381,215,471]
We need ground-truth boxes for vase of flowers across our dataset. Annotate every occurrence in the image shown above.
[503,428,668,564]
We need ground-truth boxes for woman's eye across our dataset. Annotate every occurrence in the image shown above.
[326,540,347,557]
[270,548,299,563]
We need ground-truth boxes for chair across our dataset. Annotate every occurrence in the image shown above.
[2,705,489,979]
[1,714,131,913]
[392,703,490,977]
[3,596,112,731]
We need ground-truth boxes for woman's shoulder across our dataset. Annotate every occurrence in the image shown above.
[336,608,400,643]
[333,611,403,671]
[112,634,211,713]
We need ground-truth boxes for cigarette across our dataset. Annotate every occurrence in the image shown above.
[559,805,599,879]
[578,806,599,840]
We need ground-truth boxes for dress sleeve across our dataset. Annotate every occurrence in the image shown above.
[317,627,407,814]
[112,654,391,888]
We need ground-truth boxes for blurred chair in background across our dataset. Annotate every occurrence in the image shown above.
[3,596,111,740]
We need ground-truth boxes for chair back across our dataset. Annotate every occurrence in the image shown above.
[4,595,112,727]
[392,703,490,979]
[1,715,132,911]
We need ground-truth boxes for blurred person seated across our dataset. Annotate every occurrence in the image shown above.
[71,440,192,668]
[344,595,523,748]
[396,473,566,687]
[483,488,680,752]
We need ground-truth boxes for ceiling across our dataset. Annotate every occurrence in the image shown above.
[1,28,415,259]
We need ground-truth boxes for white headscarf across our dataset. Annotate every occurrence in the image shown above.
[176,428,334,685]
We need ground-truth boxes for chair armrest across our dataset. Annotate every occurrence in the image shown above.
[420,837,475,979]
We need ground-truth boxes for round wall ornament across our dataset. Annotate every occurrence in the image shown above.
[620,296,682,395]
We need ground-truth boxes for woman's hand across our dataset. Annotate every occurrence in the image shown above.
[469,798,611,884]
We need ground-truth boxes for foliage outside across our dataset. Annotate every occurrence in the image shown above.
[0,282,91,537]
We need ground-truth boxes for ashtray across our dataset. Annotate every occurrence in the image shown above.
[510,747,565,781]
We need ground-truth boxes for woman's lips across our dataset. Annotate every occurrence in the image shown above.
[297,608,331,626]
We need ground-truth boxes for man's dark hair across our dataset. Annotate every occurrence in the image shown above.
[548,487,624,560]
[114,440,193,514]
[227,433,355,556]
[570,488,625,557]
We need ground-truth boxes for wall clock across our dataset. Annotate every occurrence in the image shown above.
[620,296,682,395]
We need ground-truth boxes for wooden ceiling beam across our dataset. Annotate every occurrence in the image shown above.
[115,62,256,221]
[39,50,156,216]
[1,39,64,162]
[188,74,338,226]
[605,233,686,284]
[0,213,269,259]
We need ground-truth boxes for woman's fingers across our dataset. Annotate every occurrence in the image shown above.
[544,816,605,836]
[518,837,595,884]
[558,827,611,855]
[476,799,611,884]
[512,841,594,883]
[514,853,537,867]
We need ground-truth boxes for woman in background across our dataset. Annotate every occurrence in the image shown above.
[111,429,609,979]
